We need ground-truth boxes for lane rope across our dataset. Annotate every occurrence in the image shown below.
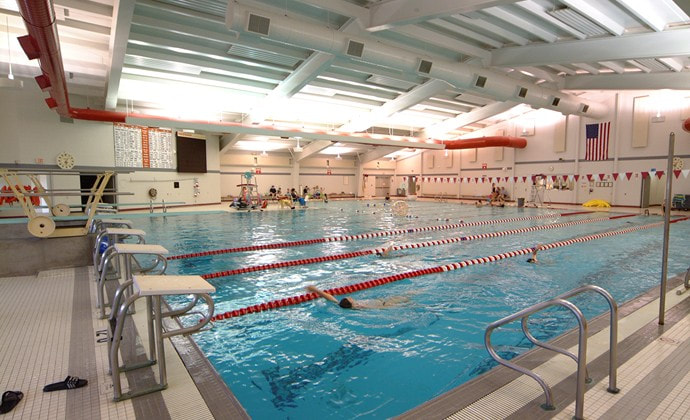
[170,210,594,260]
[201,214,635,280]
[208,216,688,321]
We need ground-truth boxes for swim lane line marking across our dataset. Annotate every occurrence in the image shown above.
[201,214,635,280]
[208,217,687,321]
[170,211,593,260]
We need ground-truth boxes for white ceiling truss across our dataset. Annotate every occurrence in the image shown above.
[1,0,688,157]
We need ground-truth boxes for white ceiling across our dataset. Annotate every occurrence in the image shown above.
[1,0,689,158]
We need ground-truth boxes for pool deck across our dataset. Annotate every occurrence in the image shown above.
[0,202,688,419]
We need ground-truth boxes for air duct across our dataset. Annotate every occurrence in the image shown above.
[16,0,128,122]
[224,2,607,118]
[443,136,527,150]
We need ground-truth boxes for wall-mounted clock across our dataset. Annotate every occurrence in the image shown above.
[672,157,683,170]
[56,152,75,169]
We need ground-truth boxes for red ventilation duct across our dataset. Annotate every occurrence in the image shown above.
[16,0,127,123]
[683,118,690,133]
[443,136,527,150]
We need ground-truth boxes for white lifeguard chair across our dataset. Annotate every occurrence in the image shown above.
[528,175,551,207]
[235,171,263,208]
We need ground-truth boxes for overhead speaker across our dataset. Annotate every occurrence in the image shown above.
[346,40,365,58]
[247,13,270,36]
[418,59,433,74]
[579,103,589,114]
[475,75,487,88]
[551,96,561,106]
[517,87,528,98]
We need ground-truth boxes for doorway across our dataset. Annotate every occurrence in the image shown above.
[375,176,391,197]
[80,174,115,211]
[407,177,417,195]
[640,175,650,208]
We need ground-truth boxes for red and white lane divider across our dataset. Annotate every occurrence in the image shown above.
[170,211,593,260]
[208,216,687,321]
[201,214,634,280]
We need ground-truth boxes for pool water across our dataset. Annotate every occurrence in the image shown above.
[133,201,689,419]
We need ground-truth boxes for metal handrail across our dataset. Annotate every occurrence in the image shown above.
[485,299,587,417]
[161,294,214,338]
[485,285,620,420]
[552,285,619,393]
[676,267,690,296]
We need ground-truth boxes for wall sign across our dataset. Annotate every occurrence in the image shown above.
[114,123,174,168]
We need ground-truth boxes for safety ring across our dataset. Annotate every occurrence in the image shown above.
[392,200,409,216]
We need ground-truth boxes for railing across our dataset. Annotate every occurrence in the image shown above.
[676,266,690,296]
[485,285,618,420]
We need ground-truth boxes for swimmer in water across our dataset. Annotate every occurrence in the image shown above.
[527,244,543,263]
[375,243,395,258]
[306,285,410,309]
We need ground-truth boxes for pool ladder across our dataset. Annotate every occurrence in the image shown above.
[485,285,619,420]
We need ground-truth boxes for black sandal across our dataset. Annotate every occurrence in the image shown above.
[0,390,23,414]
[43,376,88,392]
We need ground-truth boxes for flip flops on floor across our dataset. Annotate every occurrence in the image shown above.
[42,376,88,392]
[0,391,23,414]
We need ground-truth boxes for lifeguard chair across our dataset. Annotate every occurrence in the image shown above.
[235,171,265,209]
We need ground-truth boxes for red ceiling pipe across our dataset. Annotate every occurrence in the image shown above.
[443,136,527,150]
[16,0,127,123]
[683,118,690,132]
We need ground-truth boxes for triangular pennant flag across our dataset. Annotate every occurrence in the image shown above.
[488,177,493,183]
[641,171,649,179]
[598,174,606,181]
[656,171,664,179]
[403,176,407,182]
[574,175,580,182]
[503,177,508,182]
[612,173,619,181]
[513,176,518,183]
[682,169,690,178]
[586,174,593,181]
[562,175,568,182]
[568,174,575,181]
[625,172,633,180]
[673,170,681,179]
[474,177,479,183]
[522,176,527,183]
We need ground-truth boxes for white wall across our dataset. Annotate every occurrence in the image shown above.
[0,85,222,209]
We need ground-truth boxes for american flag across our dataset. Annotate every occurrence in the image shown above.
[585,122,610,161]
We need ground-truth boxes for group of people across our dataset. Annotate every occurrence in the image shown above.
[230,186,266,210]
[476,183,509,207]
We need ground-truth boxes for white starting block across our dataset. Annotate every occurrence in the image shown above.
[97,243,168,319]
[109,275,215,401]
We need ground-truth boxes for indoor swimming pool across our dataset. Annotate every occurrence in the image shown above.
[132,201,689,419]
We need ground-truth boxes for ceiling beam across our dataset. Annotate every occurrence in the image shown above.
[367,0,522,31]
[339,79,451,132]
[359,146,402,163]
[294,0,369,24]
[451,14,529,46]
[563,71,690,90]
[126,116,444,150]
[491,27,690,67]
[295,140,333,161]
[428,18,503,48]
[104,0,135,110]
[482,7,559,43]
[424,101,518,137]
[613,0,667,32]
[657,57,684,72]
[220,133,242,154]
[392,26,491,59]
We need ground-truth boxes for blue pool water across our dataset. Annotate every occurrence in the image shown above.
[132,201,689,419]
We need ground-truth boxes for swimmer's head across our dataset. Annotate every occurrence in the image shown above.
[339,297,354,309]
